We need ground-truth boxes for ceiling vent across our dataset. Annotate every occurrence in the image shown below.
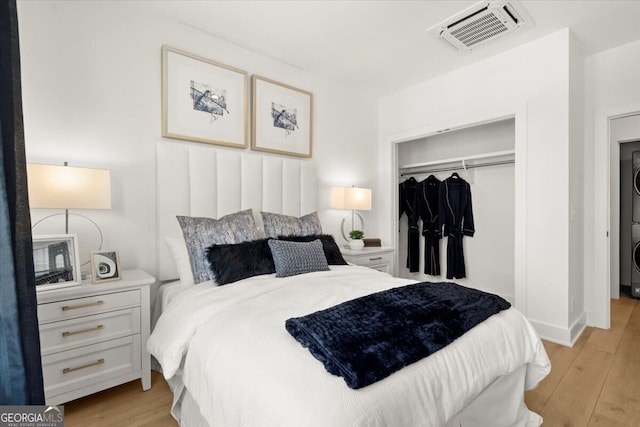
[427,1,532,52]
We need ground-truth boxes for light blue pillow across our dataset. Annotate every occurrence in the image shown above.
[261,211,322,238]
[268,239,329,278]
[177,210,258,284]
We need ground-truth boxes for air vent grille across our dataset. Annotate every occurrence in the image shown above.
[451,12,509,48]
[427,1,532,52]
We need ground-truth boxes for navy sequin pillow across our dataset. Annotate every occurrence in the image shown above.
[278,234,347,265]
[268,239,329,278]
[206,239,275,285]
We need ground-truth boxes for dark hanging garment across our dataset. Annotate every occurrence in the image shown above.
[417,175,442,276]
[0,0,45,404]
[439,173,475,279]
[399,177,419,272]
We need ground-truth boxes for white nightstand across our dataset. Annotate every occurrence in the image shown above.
[36,269,155,405]
[341,246,395,274]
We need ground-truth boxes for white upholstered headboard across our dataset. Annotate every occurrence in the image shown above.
[156,141,317,281]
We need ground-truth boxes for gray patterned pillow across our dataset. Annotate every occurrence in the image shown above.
[261,211,322,238]
[177,210,259,284]
[268,239,329,278]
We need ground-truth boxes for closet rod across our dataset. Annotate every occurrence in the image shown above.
[399,159,514,177]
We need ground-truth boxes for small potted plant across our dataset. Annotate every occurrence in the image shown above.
[348,229,365,250]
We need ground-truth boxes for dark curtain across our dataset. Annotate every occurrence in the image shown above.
[0,0,44,404]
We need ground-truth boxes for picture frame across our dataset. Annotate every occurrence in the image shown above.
[162,45,248,148]
[32,234,81,291]
[252,75,312,158]
[90,250,122,284]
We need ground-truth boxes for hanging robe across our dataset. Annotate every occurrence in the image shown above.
[417,175,442,276]
[439,174,475,279]
[399,177,419,272]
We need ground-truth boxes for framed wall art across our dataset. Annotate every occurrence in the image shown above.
[252,75,312,158]
[32,234,81,291]
[162,45,248,148]
[90,250,122,284]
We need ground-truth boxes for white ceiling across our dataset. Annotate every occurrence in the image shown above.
[154,0,640,96]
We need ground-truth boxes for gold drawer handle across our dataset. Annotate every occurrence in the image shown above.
[369,256,383,261]
[61,300,104,311]
[62,358,104,374]
[62,324,104,337]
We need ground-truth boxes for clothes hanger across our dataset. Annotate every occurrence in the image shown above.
[425,174,440,185]
[450,172,460,179]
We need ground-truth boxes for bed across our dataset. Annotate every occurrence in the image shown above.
[149,142,550,427]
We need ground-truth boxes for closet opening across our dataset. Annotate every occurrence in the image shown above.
[610,113,640,301]
[396,117,517,305]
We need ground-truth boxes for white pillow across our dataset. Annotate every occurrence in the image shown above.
[164,235,195,287]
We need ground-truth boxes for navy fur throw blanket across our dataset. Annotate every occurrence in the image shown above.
[285,282,510,389]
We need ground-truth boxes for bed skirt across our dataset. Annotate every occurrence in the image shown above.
[169,366,542,427]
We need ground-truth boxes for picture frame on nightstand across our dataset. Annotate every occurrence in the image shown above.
[32,234,81,291]
[90,250,122,284]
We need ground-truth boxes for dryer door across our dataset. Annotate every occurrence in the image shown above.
[633,153,640,222]
[635,240,640,274]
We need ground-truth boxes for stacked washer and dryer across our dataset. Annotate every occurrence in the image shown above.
[631,151,640,297]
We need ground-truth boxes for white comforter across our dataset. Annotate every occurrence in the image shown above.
[148,266,550,427]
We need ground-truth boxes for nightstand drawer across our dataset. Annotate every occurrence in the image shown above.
[39,307,141,356]
[38,289,141,323]
[42,335,141,401]
[348,251,393,267]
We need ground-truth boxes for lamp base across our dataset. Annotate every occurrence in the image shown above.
[31,212,104,267]
[348,239,365,250]
[340,211,365,242]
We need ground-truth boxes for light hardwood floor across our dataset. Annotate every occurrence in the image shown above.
[526,296,640,426]
[63,370,176,426]
[63,297,640,427]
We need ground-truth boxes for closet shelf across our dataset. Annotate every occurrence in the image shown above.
[399,149,515,178]
[399,149,515,171]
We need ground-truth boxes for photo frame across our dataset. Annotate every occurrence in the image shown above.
[90,250,122,284]
[162,45,248,148]
[252,75,312,158]
[33,234,81,291]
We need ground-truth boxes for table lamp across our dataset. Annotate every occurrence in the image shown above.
[330,185,372,242]
[27,162,111,252]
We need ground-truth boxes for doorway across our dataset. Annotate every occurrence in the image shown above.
[609,114,640,302]
[619,139,640,298]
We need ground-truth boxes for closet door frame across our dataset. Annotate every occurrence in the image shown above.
[387,103,528,315]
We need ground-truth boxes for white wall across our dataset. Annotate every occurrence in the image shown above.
[378,29,581,344]
[568,31,585,329]
[17,1,379,289]
[585,39,640,328]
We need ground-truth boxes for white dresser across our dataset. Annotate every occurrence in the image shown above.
[341,246,395,274]
[36,269,155,405]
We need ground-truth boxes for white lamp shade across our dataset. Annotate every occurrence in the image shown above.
[330,186,372,211]
[27,163,112,210]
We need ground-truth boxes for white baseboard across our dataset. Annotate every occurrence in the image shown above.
[528,312,587,347]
